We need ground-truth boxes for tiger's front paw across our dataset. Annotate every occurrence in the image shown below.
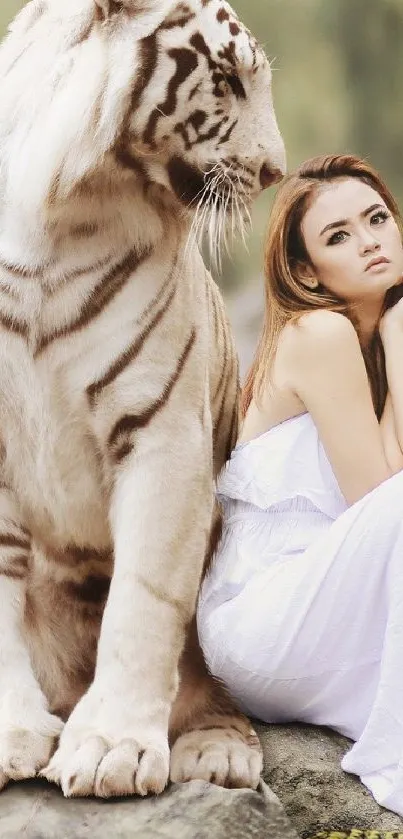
[170,726,263,790]
[42,687,170,798]
[0,692,63,791]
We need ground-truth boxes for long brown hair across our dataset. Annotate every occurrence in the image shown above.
[241,154,403,420]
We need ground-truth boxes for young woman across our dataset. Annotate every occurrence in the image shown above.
[197,154,403,815]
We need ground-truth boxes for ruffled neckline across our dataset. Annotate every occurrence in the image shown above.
[218,411,347,521]
[235,412,309,452]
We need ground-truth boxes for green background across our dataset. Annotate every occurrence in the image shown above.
[2,1,402,369]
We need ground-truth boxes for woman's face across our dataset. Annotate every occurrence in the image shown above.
[300,177,403,304]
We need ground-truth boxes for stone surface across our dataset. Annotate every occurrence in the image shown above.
[3,724,403,837]
[0,776,298,838]
[257,722,403,837]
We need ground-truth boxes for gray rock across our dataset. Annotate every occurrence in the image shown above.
[0,776,298,839]
[6,721,403,837]
[257,722,403,836]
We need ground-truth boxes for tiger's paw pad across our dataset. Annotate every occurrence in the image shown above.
[170,728,263,789]
[43,734,170,798]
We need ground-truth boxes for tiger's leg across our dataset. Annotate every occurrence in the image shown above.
[169,509,263,790]
[169,290,262,788]
[43,415,213,799]
[0,488,63,790]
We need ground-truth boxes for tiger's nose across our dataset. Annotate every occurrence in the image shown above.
[259,163,283,190]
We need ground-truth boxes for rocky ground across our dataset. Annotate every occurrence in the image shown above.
[0,766,296,839]
[1,724,402,837]
[258,723,403,837]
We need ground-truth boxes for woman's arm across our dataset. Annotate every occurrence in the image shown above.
[381,301,403,458]
[379,392,403,474]
[279,310,399,505]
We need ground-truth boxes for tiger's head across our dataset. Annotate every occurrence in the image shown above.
[0,0,285,248]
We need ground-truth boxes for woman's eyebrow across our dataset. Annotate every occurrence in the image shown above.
[319,203,384,237]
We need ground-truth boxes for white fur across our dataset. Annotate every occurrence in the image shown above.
[0,0,284,796]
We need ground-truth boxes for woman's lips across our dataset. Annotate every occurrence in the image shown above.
[365,256,390,271]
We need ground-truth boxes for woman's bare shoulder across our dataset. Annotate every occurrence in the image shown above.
[279,310,359,361]
[275,311,391,505]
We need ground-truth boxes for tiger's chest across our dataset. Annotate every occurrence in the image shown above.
[0,337,109,547]
[0,238,211,545]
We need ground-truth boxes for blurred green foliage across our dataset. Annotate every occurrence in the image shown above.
[1,1,402,291]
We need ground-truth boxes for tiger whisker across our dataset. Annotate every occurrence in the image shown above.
[184,162,254,271]
[184,176,214,259]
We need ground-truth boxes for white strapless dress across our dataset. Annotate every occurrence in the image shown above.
[197,412,403,817]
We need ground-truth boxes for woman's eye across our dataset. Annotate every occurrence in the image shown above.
[327,230,348,246]
[370,210,390,225]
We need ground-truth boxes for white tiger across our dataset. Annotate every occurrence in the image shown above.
[0,0,285,798]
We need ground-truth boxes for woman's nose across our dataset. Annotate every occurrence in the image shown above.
[360,234,380,255]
